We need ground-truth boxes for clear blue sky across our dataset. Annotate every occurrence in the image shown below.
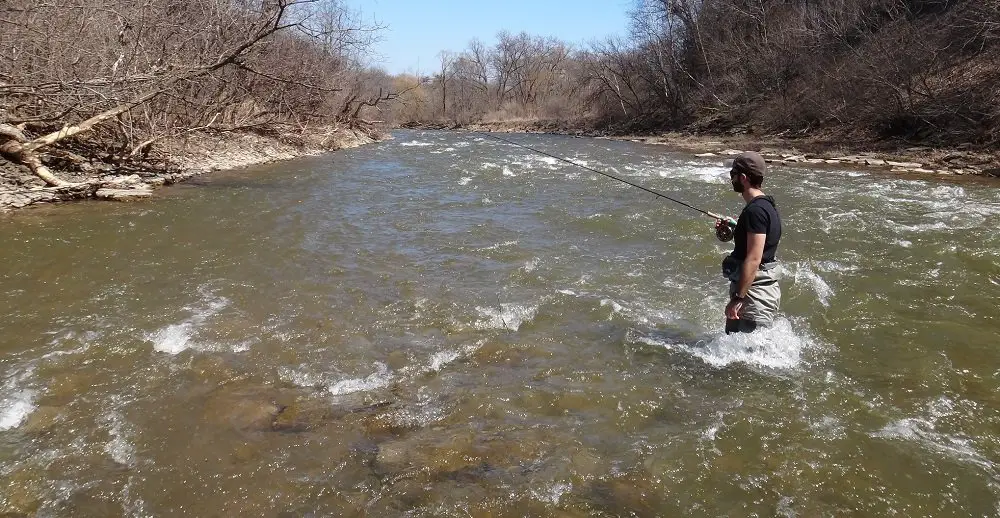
[344,0,633,74]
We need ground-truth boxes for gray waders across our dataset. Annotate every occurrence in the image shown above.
[722,255,781,334]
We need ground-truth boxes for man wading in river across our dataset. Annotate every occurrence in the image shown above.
[716,152,782,334]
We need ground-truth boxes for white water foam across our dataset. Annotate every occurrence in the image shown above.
[866,181,1000,233]
[874,396,998,477]
[428,350,461,372]
[809,415,847,440]
[399,140,433,147]
[425,342,481,373]
[0,390,36,431]
[530,482,573,505]
[148,323,196,354]
[389,386,450,428]
[701,412,726,443]
[0,368,37,431]
[514,155,564,171]
[538,156,560,167]
[648,163,727,184]
[638,318,811,369]
[328,362,393,396]
[458,176,473,186]
[522,257,540,272]
[286,341,480,401]
[41,343,92,360]
[817,210,868,234]
[812,260,858,274]
[103,410,136,466]
[479,240,518,252]
[892,220,951,232]
[876,417,996,473]
[147,290,230,354]
[502,165,516,177]
[279,366,327,388]
[474,303,539,331]
[791,262,834,307]
[600,297,679,327]
[928,185,966,198]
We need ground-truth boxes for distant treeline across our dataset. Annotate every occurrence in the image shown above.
[391,0,1000,147]
[1,0,393,186]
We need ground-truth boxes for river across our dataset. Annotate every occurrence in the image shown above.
[2,130,999,516]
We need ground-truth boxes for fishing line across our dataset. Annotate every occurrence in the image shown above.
[476,131,733,225]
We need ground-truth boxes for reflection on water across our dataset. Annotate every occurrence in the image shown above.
[1,130,999,515]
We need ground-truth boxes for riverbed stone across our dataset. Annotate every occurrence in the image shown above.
[21,405,62,434]
[569,447,605,479]
[386,350,410,371]
[885,160,923,168]
[374,430,478,476]
[201,387,288,432]
[588,470,665,515]
[375,441,411,468]
[44,372,97,405]
[271,398,337,433]
[95,187,153,201]
[1,468,45,515]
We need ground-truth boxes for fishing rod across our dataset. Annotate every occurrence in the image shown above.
[476,131,737,236]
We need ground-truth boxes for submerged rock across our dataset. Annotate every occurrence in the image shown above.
[0,468,46,515]
[199,382,395,434]
[200,385,292,432]
[271,398,337,433]
[20,406,62,434]
[588,470,668,515]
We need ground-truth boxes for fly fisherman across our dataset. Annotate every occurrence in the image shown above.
[715,152,782,334]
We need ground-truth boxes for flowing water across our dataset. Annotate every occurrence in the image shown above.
[2,130,1000,516]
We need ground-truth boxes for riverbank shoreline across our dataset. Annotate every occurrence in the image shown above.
[0,127,383,214]
[404,120,1000,181]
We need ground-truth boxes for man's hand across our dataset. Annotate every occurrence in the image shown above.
[715,217,736,228]
[725,297,745,320]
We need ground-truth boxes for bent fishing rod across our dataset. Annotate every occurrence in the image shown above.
[477,131,736,226]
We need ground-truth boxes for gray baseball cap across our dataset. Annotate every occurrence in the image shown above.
[731,151,767,178]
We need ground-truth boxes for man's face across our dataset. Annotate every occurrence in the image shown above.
[730,171,745,193]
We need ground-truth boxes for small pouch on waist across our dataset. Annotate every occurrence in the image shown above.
[721,255,741,280]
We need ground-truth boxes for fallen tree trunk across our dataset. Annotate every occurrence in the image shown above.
[0,123,70,187]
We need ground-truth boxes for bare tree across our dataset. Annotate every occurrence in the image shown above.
[1,0,389,187]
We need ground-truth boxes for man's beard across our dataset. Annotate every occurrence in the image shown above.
[732,180,744,193]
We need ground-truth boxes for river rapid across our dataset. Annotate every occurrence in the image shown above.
[2,130,999,516]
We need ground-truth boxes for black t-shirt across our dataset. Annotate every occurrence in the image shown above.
[731,195,781,263]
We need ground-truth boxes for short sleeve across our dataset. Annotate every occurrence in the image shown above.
[746,204,769,234]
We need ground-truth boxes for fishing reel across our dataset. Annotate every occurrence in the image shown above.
[715,218,736,242]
